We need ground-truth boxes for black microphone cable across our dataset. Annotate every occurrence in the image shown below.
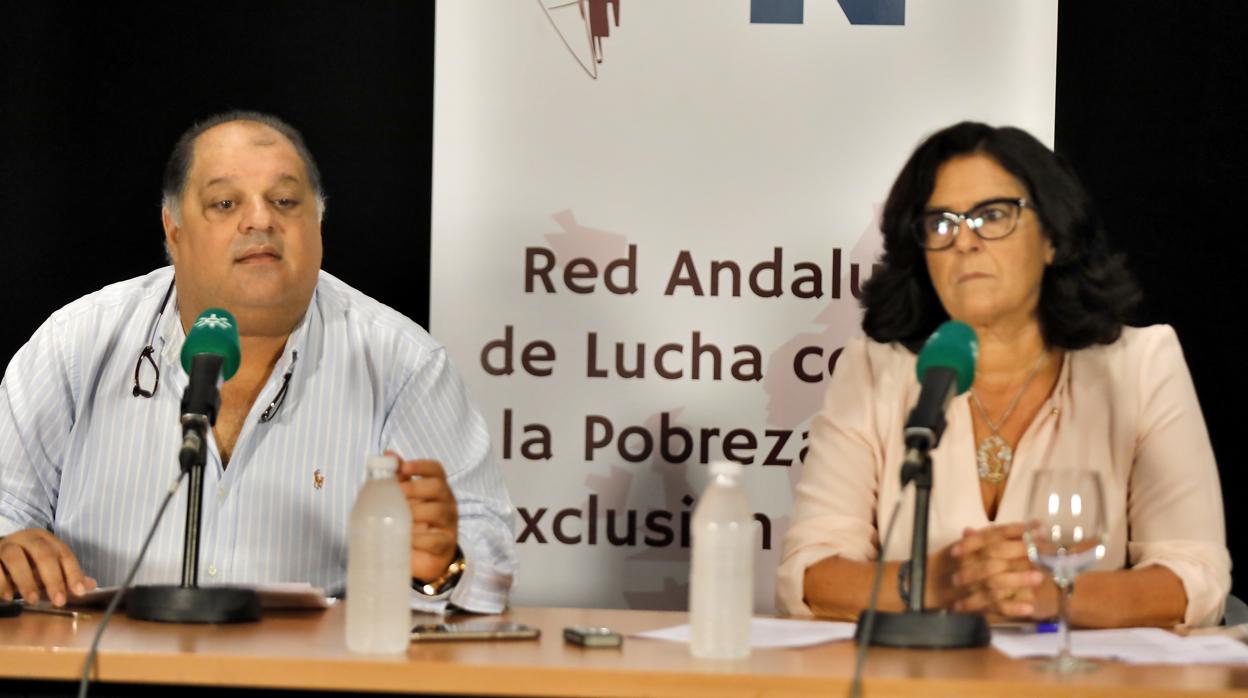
[78,471,186,698]
[848,481,912,698]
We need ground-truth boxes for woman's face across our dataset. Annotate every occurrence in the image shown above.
[923,153,1054,332]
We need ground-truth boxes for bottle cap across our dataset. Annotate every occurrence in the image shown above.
[709,460,743,478]
[367,454,399,474]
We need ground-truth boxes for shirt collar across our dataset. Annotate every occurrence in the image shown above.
[1049,347,1072,403]
[156,279,318,379]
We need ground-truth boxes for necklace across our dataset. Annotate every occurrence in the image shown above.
[969,354,1046,484]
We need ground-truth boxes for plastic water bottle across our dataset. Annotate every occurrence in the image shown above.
[689,460,754,659]
[346,455,412,654]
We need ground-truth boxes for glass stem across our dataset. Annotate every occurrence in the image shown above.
[1057,580,1073,666]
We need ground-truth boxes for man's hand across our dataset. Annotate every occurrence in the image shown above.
[949,523,1056,619]
[389,454,459,583]
[0,529,96,607]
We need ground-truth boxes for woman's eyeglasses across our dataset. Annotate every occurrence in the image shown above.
[914,197,1031,251]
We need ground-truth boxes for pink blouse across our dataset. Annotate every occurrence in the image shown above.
[776,325,1230,627]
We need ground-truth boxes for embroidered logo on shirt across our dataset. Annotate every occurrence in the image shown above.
[313,469,325,490]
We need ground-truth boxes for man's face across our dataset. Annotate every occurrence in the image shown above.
[163,120,323,335]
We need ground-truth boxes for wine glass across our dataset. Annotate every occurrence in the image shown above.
[1023,469,1107,673]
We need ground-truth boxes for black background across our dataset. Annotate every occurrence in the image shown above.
[2,2,1246,596]
[1055,3,1248,597]
[0,1,435,331]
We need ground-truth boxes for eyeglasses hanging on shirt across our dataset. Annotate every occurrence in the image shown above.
[132,277,296,423]
[258,351,296,422]
[132,280,175,399]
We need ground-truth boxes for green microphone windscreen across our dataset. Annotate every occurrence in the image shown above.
[915,320,978,395]
[181,308,241,381]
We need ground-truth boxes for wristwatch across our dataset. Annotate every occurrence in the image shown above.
[412,545,466,599]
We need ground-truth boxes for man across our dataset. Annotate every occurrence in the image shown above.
[0,111,515,613]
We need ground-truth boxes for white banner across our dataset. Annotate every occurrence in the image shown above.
[432,0,1057,611]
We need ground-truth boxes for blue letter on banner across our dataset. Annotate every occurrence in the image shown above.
[750,0,905,26]
[750,0,803,24]
[836,0,904,25]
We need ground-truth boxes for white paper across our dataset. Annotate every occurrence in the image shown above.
[991,627,1248,664]
[634,617,857,649]
[67,582,334,610]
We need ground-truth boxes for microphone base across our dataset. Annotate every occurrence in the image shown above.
[126,585,261,624]
[855,609,990,649]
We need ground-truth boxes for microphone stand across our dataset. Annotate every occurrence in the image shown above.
[855,371,989,649]
[127,355,261,624]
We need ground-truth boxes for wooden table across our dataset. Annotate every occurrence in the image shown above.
[1,604,1246,697]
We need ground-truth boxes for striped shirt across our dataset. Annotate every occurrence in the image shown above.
[0,267,515,613]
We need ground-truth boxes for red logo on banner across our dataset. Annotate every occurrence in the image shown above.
[539,0,621,79]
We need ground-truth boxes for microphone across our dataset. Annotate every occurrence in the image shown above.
[178,308,241,471]
[853,319,990,650]
[127,306,259,625]
[901,321,977,483]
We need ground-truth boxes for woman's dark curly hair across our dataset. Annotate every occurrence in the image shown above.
[860,121,1140,353]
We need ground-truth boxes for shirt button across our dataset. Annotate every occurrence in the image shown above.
[217,487,226,500]
[207,564,218,577]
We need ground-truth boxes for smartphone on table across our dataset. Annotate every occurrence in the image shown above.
[563,625,623,648]
[410,619,540,641]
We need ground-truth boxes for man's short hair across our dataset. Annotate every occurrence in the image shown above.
[161,110,326,226]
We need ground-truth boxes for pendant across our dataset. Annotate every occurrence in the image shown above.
[977,434,1012,484]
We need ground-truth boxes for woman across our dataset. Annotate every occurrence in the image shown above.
[776,122,1230,627]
